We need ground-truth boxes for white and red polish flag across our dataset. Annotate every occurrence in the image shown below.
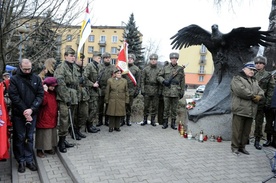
[116,41,137,86]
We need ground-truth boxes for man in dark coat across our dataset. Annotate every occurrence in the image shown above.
[9,59,44,173]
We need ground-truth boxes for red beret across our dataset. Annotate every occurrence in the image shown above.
[43,77,58,86]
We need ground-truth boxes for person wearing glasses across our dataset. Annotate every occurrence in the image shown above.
[157,52,185,130]
[140,54,162,126]
[230,61,264,156]
[8,59,44,173]
[253,56,275,150]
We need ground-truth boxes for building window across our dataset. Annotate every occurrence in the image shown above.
[200,44,207,54]
[67,35,72,41]
[199,55,206,64]
[100,47,105,53]
[111,59,116,65]
[88,46,94,53]
[89,35,94,42]
[111,47,117,54]
[199,65,205,74]
[88,58,93,63]
[100,36,106,43]
[199,75,204,82]
[112,36,118,43]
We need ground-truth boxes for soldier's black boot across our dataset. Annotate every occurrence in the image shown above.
[263,134,272,147]
[86,123,98,133]
[70,128,81,140]
[64,138,74,148]
[254,137,262,150]
[104,116,109,126]
[171,119,177,130]
[162,119,168,129]
[126,115,131,126]
[151,115,156,126]
[96,115,103,127]
[272,135,276,148]
[120,116,126,126]
[141,116,148,126]
[58,136,67,153]
[77,128,86,138]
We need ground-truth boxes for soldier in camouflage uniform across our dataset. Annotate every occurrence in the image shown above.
[54,48,79,153]
[121,53,141,126]
[73,55,90,139]
[97,52,116,127]
[253,56,275,149]
[83,52,102,133]
[157,52,185,130]
[140,54,162,126]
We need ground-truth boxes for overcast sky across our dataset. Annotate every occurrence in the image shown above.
[88,0,271,61]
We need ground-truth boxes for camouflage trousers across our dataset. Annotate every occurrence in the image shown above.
[58,101,77,136]
[143,95,159,116]
[163,96,179,119]
[88,96,99,126]
[126,95,134,116]
[74,101,89,129]
[255,108,275,137]
[98,95,108,116]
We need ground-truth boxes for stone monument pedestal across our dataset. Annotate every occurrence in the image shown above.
[184,113,233,141]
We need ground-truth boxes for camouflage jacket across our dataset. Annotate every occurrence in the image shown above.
[83,60,103,97]
[98,63,116,96]
[54,61,79,104]
[122,64,141,96]
[141,64,162,96]
[255,70,275,107]
[157,63,185,97]
[76,64,90,102]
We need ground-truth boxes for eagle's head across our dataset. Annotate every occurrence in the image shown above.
[211,24,219,33]
[211,24,225,46]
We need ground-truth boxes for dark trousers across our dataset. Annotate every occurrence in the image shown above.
[231,114,253,150]
[12,115,37,163]
[264,108,275,134]
[109,116,121,129]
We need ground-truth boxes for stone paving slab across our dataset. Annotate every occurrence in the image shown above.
[62,123,275,183]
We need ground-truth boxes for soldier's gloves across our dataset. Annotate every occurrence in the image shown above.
[252,95,262,103]
[162,80,170,87]
[66,101,71,108]
[141,92,145,96]
[179,93,184,99]
[80,53,85,59]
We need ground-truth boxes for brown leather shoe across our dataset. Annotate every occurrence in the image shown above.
[37,150,45,158]
[44,149,55,155]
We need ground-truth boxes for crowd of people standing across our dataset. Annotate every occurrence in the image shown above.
[1,48,186,173]
[3,48,276,172]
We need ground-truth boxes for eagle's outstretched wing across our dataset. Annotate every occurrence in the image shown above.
[170,24,214,50]
[223,27,275,48]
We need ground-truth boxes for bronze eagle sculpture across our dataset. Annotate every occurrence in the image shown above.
[170,24,276,122]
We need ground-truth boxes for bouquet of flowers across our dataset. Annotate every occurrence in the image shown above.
[186,101,196,110]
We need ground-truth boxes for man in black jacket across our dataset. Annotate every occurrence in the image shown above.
[9,59,44,173]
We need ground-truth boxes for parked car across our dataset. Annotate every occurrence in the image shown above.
[196,85,205,93]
